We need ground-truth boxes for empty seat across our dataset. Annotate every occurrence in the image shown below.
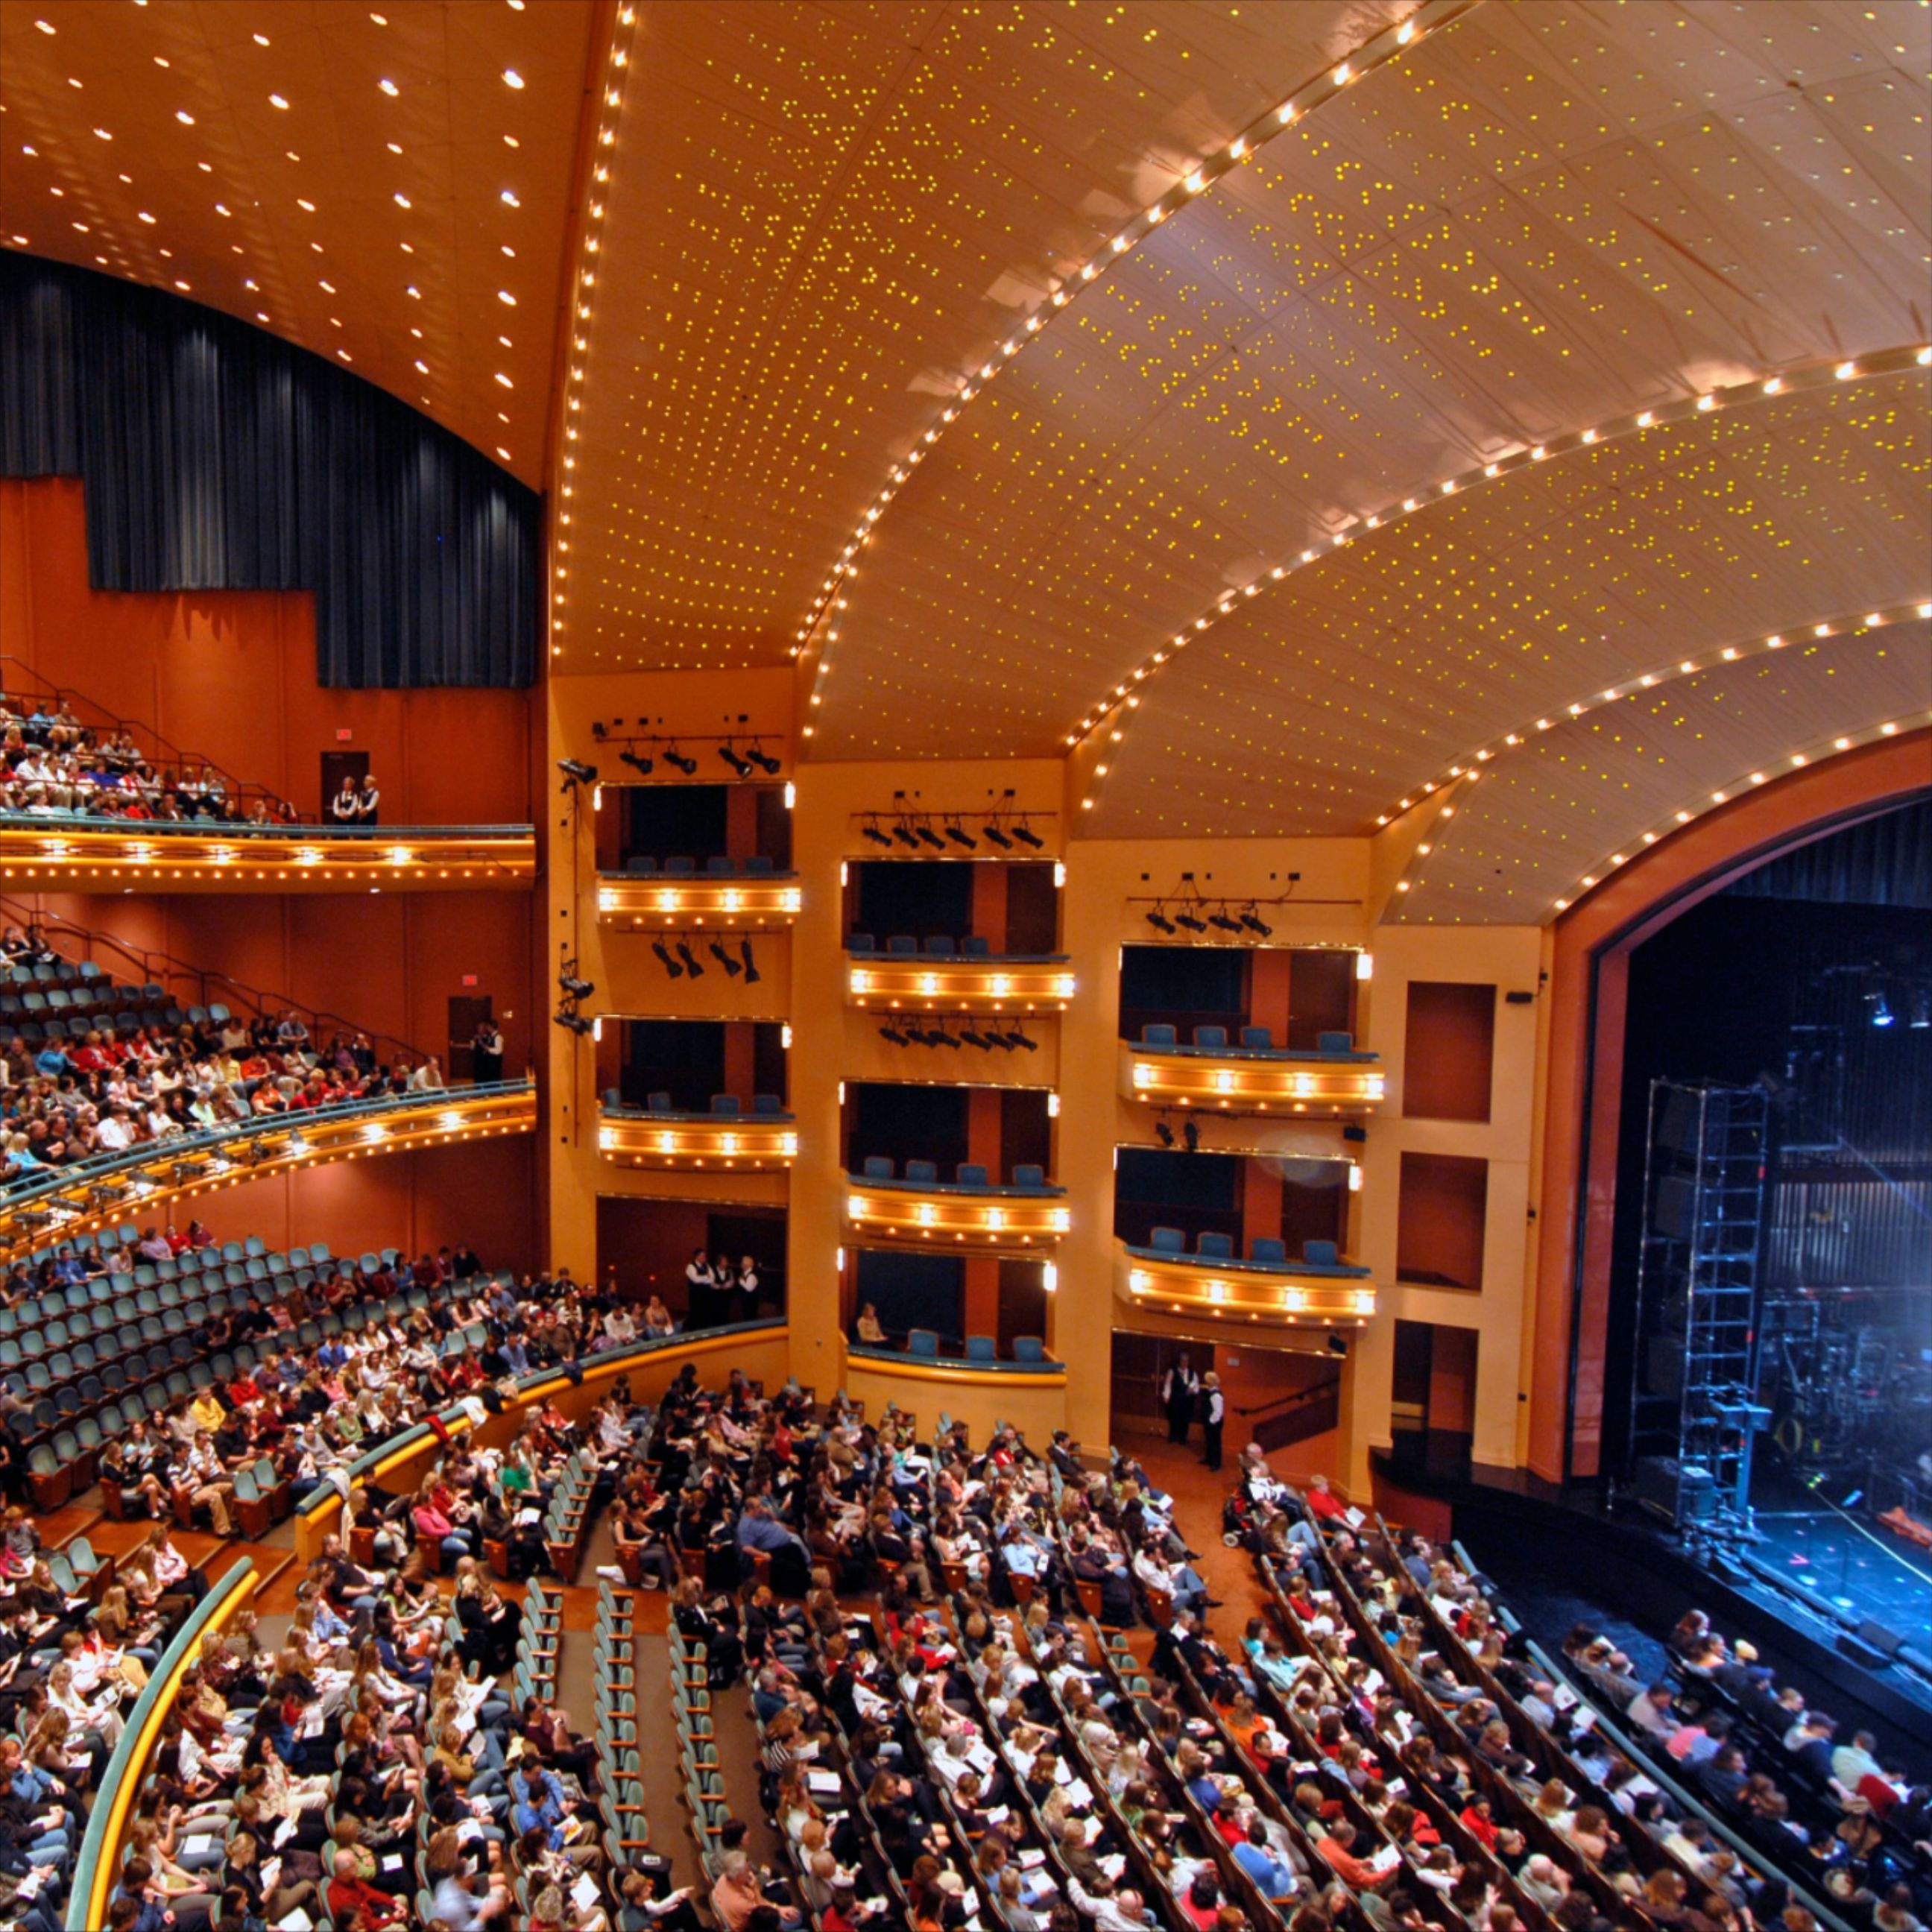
[742,854,774,875]
[862,1156,894,1180]
[1317,1029,1355,1053]
[1303,1238,1341,1267]
[602,1087,622,1110]
[847,932,877,955]
[663,856,695,876]
[1149,1226,1185,1254]
[907,1329,940,1359]
[904,1158,938,1184]
[924,935,956,956]
[965,1335,997,1363]
[1140,1023,1178,1047]
[886,935,918,956]
[647,1090,673,1113]
[705,856,735,876]
[752,1093,785,1114]
[1250,1237,1288,1266]
[955,1163,989,1187]
[625,855,658,876]
[1013,1336,1046,1364]
[961,935,992,958]
[1240,1026,1274,1049]
[709,1095,742,1117]
[1193,1025,1228,1049]
[1197,1231,1234,1259]
[1011,1163,1046,1189]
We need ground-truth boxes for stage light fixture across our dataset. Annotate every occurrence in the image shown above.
[1146,907,1177,935]
[1868,991,1895,1028]
[745,745,783,776]
[1012,820,1045,850]
[891,819,921,850]
[1155,1120,1175,1149]
[915,821,947,851]
[718,743,754,778]
[1010,1028,1038,1052]
[985,1027,1014,1053]
[959,1023,989,1049]
[880,1021,909,1046]
[1239,906,1274,937]
[1208,905,1243,933]
[710,940,742,978]
[1175,909,1208,933]
[552,1009,593,1036]
[983,823,1014,851]
[676,941,704,978]
[663,745,698,776]
[739,940,760,984]
[619,749,655,777]
[559,973,595,1000]
[944,818,977,850]
[651,939,683,979]
[862,818,894,847]
[935,1026,962,1050]
[557,758,599,786]
[1182,1119,1200,1153]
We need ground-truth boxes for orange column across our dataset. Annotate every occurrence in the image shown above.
[963,1087,1003,1339]
[971,862,1009,952]
[1251,950,1292,1044]
[722,1023,757,1106]
[1241,1156,1282,1252]
[726,784,760,863]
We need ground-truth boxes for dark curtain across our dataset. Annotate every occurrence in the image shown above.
[0,253,537,688]
[1726,798,1932,909]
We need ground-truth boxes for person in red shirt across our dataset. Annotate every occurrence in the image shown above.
[1304,1474,1347,1520]
[327,1849,406,1928]
[1315,1821,1394,1891]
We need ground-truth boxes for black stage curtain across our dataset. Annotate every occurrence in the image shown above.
[0,253,538,689]
[1726,797,1931,909]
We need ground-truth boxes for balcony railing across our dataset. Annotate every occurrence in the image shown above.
[847,943,1074,1014]
[0,818,537,889]
[1120,1026,1383,1115]
[597,865,801,928]
[1116,1237,1376,1330]
[0,1080,536,1257]
[845,1166,1069,1254]
[599,1099,798,1171]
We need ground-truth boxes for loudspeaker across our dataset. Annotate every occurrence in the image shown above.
[1652,1175,1696,1240]
[1836,1632,1892,1671]
[1658,1088,1703,1157]
[1854,1619,1905,1659]
[1632,1456,1715,1522]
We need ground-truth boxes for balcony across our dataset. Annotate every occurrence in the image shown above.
[0,1081,536,1254]
[0,819,536,891]
[847,937,1073,1014]
[597,858,802,929]
[1120,1025,1383,1116]
[845,1158,1068,1256]
[599,1095,797,1171]
[1117,1233,1377,1330]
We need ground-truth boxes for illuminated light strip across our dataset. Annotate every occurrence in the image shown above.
[786,0,1475,736]
[548,3,639,656]
[1070,347,1932,818]
[1371,601,1932,827]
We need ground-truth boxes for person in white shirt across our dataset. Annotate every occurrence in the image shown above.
[603,1305,639,1349]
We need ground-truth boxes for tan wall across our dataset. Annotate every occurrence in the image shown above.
[844,1354,1069,1448]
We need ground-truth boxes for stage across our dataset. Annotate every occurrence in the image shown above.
[1752,1504,1932,1644]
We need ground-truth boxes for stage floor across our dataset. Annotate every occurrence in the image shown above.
[1754,1506,1932,1644]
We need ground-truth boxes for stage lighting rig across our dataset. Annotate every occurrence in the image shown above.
[675,940,704,978]
[552,1008,594,1037]
[558,962,596,1000]
[1182,1119,1200,1153]
[944,818,977,850]
[662,744,699,776]
[710,940,742,977]
[862,818,894,847]
[651,939,683,979]
[718,742,755,778]
[619,749,655,777]
[1208,904,1243,934]
[739,940,760,984]
[745,744,783,776]
[1155,1118,1176,1149]
[1174,909,1208,933]
[557,758,599,789]
[1239,905,1274,937]
[1011,820,1045,850]
[1146,906,1178,935]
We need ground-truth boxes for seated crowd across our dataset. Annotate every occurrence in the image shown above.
[0,695,294,826]
[1,1006,447,1186]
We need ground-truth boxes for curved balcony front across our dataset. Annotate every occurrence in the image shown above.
[599,1099,798,1172]
[847,947,1074,1015]
[0,818,536,891]
[597,866,802,929]
[1116,1238,1376,1330]
[845,1170,1069,1256]
[1119,1032,1383,1116]
[0,1080,536,1255]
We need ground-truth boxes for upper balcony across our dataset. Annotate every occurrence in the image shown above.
[0,819,536,891]
[1120,1024,1383,1116]
[599,1093,798,1172]
[0,1081,535,1256]
[1117,1232,1376,1330]
[596,856,802,929]
[847,937,1074,1015]
[845,1157,1068,1256]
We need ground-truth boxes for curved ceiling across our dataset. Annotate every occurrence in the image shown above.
[0,0,596,487]
[806,0,1931,757]
[1389,625,1932,924]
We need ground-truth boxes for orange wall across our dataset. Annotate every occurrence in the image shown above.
[0,478,534,826]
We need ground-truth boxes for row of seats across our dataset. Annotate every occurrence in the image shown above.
[593,1581,657,1873]
[602,1089,789,1117]
[847,932,1044,958]
[669,1597,737,1870]
[538,1448,599,1584]
[1138,1228,1363,1272]
[615,853,786,877]
[902,1328,1049,1366]
[1139,1021,1366,1055]
[853,1155,1050,1189]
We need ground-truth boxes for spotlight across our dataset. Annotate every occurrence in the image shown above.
[719,743,754,778]
[557,758,599,786]
[1868,991,1895,1029]
[862,818,894,847]
[891,819,921,850]
[1240,906,1273,938]
[651,939,683,979]
[552,1009,593,1036]
[1912,989,1931,1029]
[1146,907,1177,935]
[915,820,947,851]
[560,973,596,1000]
[959,1023,989,1049]
[745,744,783,776]
[1182,1119,1199,1153]
[739,939,760,985]
[1009,1028,1038,1052]
[880,1021,909,1046]
[676,941,704,979]
[1175,909,1208,933]
[1155,1120,1175,1149]
[619,749,655,777]
[985,1027,1014,1053]
[983,823,1014,851]
[1327,1333,1349,1357]
[663,745,698,776]
[710,940,742,978]
[1208,904,1243,933]
[1012,820,1044,850]
[935,1026,962,1051]
[944,818,977,850]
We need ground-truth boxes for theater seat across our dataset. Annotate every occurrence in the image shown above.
[887,935,918,956]
[1304,1239,1340,1267]
[1013,1336,1046,1363]
[647,1090,673,1113]
[862,1157,894,1179]
[1240,1026,1273,1049]
[742,854,774,875]
[1141,1023,1178,1047]
[907,1329,940,1359]
[1317,1030,1354,1053]
[1149,1226,1185,1254]
[965,1335,997,1363]
[962,935,991,957]
[1193,1025,1228,1049]
[924,935,956,956]
[752,1093,785,1114]
[625,856,657,876]
[710,1095,741,1117]
[956,1163,989,1187]
[847,932,877,954]
[904,1159,938,1184]
[706,856,735,876]
[1011,1164,1045,1189]
[664,856,695,875]
[1251,1237,1287,1266]
[1197,1231,1234,1259]
[602,1088,622,1110]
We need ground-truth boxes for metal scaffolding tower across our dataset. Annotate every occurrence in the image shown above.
[1630,1080,1773,1532]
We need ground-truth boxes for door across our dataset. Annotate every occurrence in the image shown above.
[321,751,369,821]
[1109,1332,1215,1434]
[447,994,492,1083]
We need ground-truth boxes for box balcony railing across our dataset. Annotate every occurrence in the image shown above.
[1120,1023,1383,1115]
[847,935,1073,1014]
[845,1157,1067,1254]
[1117,1232,1376,1330]
[597,857,801,928]
[598,1093,797,1171]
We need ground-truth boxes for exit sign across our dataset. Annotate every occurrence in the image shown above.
[335,728,353,742]
[461,974,479,988]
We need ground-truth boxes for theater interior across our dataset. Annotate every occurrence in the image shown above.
[0,3,1927,1931]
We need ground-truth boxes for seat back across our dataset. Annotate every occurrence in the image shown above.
[1149,1226,1185,1254]
[1240,1026,1274,1050]
[1140,1023,1178,1047]
[1317,1029,1355,1053]
[1193,1024,1228,1049]
[1250,1237,1287,1266]
[862,1156,894,1180]
[1303,1238,1340,1267]
[1013,1336,1045,1364]
[965,1335,997,1363]
[1197,1231,1234,1260]
[956,1163,989,1187]
[1011,1163,1045,1189]
[907,1329,940,1359]
[904,1158,938,1184]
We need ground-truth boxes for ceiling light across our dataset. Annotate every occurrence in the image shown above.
[497,290,516,305]
[270,94,289,110]
[252,31,269,44]
[394,193,411,208]
[176,110,195,124]
[501,189,520,206]
[495,373,512,388]
[379,78,398,95]
[502,68,525,88]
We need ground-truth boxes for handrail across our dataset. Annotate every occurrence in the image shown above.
[847,1340,1065,1382]
[846,1170,1066,1199]
[1234,1374,1341,1420]
[0,892,429,1064]
[0,811,534,839]
[0,654,297,822]
[1,1079,534,1252]
[69,1554,258,1932]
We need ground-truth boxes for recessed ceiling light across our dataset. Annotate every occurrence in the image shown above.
[494,372,513,388]
[497,446,513,459]
[33,19,54,34]
[174,280,190,291]
[500,244,514,258]
[269,94,289,110]
[387,142,402,154]
[500,189,520,206]
[394,193,411,207]
[504,135,519,148]
[176,110,195,124]
[502,69,524,88]
[137,211,156,224]
[379,78,399,95]
[253,32,269,45]
[414,359,428,373]
[297,198,315,211]
[370,10,388,22]
[497,289,516,305]
[92,127,111,140]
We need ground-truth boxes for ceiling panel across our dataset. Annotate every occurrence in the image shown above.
[0,0,597,486]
